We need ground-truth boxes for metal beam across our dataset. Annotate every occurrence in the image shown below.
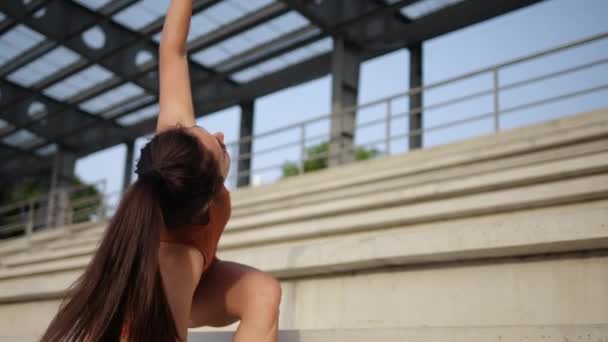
[0,79,123,153]
[0,40,57,78]
[46,147,77,228]
[218,25,322,73]
[128,52,335,139]
[0,0,289,144]
[1,0,544,174]
[329,35,362,167]
[279,0,339,37]
[280,0,411,50]
[237,101,254,188]
[0,0,229,112]
[0,0,232,157]
[409,42,423,149]
[122,139,134,191]
[0,139,43,162]
[188,2,289,52]
[362,0,543,46]
[0,154,49,183]
[0,0,140,80]
[0,16,17,36]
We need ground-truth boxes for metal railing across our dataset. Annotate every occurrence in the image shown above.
[0,180,108,241]
[1,32,607,239]
[223,32,608,187]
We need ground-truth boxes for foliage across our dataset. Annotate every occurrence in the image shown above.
[69,178,105,224]
[0,176,103,239]
[0,177,42,204]
[281,141,380,178]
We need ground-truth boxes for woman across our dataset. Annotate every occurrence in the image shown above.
[40,1,281,341]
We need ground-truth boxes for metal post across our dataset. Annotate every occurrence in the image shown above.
[45,189,55,229]
[99,179,107,221]
[386,100,392,155]
[66,200,73,226]
[238,101,254,188]
[47,148,76,228]
[493,68,500,132]
[329,35,361,167]
[122,140,135,191]
[26,201,34,244]
[300,124,306,173]
[409,42,423,150]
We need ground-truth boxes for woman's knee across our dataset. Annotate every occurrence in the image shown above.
[242,272,282,318]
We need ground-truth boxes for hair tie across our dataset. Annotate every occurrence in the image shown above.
[135,144,162,185]
[142,168,162,183]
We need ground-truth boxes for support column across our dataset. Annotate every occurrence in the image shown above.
[237,101,254,188]
[329,36,362,167]
[46,148,76,228]
[122,140,134,191]
[409,42,423,150]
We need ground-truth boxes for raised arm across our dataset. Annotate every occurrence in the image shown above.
[157,0,196,133]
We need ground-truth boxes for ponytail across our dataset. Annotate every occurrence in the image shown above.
[40,180,179,341]
[42,126,220,342]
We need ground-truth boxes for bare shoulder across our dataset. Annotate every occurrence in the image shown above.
[158,242,205,338]
[159,241,205,283]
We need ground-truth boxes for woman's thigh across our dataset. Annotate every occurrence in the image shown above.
[189,257,281,328]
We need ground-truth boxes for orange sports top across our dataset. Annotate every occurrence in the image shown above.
[158,184,232,273]
[119,185,232,340]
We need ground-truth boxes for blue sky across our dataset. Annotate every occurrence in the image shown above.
[75,0,608,205]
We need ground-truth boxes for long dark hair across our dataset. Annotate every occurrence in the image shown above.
[41,126,223,342]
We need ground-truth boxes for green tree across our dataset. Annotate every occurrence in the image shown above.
[0,176,104,239]
[0,177,43,204]
[281,141,380,178]
[68,178,105,224]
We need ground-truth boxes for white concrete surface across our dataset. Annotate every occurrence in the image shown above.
[188,325,608,342]
[2,147,606,270]
[230,108,608,209]
[231,138,608,217]
[0,109,607,339]
[4,325,607,342]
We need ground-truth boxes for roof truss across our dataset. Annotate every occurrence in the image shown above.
[0,0,541,180]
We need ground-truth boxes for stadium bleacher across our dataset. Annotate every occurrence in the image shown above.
[0,109,607,341]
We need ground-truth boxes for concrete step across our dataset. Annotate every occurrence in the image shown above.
[1,110,604,258]
[232,137,608,217]
[1,151,606,271]
[221,172,608,249]
[73,225,106,237]
[0,222,100,258]
[1,198,606,302]
[5,325,607,342]
[187,325,608,342]
[226,150,608,232]
[2,253,606,332]
[1,243,98,268]
[220,199,608,277]
[1,110,607,337]
[42,234,102,251]
[230,109,608,210]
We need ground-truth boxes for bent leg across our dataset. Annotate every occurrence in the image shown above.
[189,258,282,342]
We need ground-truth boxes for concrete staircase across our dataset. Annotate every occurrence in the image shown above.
[1,109,608,341]
[190,325,608,342]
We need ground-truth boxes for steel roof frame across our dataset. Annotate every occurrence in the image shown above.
[0,0,541,180]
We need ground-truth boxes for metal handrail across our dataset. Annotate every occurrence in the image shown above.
[222,32,608,187]
[0,179,107,215]
[0,180,108,240]
[229,31,608,147]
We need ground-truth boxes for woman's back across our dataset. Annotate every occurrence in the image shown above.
[120,243,205,341]
[118,184,231,340]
